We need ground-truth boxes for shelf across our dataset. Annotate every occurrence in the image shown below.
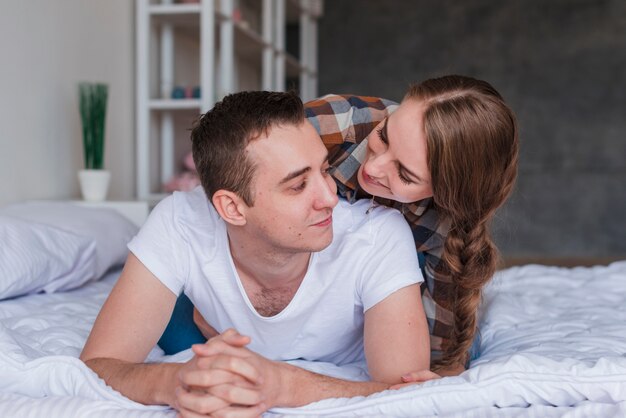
[285,52,305,77]
[149,3,201,15]
[286,0,323,19]
[136,0,321,201]
[234,21,268,64]
[235,20,268,49]
[149,99,202,110]
[149,3,201,26]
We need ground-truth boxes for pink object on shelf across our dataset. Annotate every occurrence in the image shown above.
[163,171,201,193]
[184,151,196,171]
[163,152,200,193]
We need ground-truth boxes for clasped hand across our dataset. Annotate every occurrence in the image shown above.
[173,329,280,418]
[172,326,442,417]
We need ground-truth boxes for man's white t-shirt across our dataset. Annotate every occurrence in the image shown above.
[128,186,423,366]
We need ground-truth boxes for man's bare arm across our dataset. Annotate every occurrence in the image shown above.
[83,358,180,405]
[276,364,391,406]
[80,253,180,406]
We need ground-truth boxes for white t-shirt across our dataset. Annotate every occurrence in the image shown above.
[128,186,423,366]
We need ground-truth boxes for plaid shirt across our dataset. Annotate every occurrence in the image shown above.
[305,94,453,362]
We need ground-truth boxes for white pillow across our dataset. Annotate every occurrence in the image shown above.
[0,215,97,300]
[0,202,139,280]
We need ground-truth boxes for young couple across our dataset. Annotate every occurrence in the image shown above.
[81,75,519,417]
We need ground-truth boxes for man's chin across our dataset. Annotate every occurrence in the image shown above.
[308,233,334,253]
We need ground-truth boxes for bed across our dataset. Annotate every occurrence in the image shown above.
[1,202,625,417]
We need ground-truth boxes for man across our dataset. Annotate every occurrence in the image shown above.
[80,91,429,416]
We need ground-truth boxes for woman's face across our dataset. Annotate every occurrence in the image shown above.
[357,99,433,203]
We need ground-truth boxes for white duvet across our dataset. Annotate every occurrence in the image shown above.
[1,262,626,417]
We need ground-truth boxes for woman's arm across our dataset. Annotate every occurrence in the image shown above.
[364,283,430,382]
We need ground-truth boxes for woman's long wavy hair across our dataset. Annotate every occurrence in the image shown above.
[406,75,519,370]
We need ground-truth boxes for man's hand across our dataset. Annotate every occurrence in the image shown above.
[174,329,286,417]
[177,328,412,413]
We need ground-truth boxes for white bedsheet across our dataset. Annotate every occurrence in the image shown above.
[1,262,626,417]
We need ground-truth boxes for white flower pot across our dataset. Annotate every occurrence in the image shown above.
[78,169,111,202]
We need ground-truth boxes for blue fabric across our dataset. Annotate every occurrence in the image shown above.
[417,251,426,278]
[157,293,206,355]
[467,332,482,369]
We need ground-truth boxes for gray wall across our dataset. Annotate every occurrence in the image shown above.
[318,0,626,259]
[0,0,135,206]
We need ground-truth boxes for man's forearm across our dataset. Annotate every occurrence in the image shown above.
[276,363,390,408]
[84,358,181,406]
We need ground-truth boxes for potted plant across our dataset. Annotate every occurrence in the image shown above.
[78,82,110,201]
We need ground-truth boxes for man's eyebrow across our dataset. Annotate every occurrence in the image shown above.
[279,167,311,185]
[278,152,330,186]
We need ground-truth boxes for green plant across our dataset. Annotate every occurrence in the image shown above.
[79,83,108,169]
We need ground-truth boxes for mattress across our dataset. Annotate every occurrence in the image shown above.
[1,262,626,417]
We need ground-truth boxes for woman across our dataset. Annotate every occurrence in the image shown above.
[161,74,519,375]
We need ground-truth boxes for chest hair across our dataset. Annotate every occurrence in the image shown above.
[250,285,299,317]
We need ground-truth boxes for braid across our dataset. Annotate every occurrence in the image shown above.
[405,75,519,371]
[434,221,498,370]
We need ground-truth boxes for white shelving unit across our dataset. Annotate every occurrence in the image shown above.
[136,0,323,202]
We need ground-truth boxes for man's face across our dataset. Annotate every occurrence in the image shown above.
[242,121,338,254]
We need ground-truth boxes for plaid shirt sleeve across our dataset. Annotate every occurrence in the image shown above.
[305,94,454,363]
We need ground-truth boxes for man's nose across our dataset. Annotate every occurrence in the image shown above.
[313,176,339,210]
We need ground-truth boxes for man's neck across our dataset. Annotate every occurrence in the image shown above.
[226,229,311,291]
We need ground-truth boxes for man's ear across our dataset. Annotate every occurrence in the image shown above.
[212,190,248,226]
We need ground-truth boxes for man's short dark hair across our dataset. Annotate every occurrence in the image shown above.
[191,90,305,206]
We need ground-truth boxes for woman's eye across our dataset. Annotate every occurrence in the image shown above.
[398,170,412,185]
[323,165,335,175]
[376,128,388,145]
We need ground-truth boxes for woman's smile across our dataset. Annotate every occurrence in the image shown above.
[361,168,389,190]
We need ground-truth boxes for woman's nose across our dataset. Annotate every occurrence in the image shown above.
[365,152,390,179]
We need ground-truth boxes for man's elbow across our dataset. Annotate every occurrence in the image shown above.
[80,355,106,373]
[80,350,118,374]
[79,345,102,363]
[79,348,91,362]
